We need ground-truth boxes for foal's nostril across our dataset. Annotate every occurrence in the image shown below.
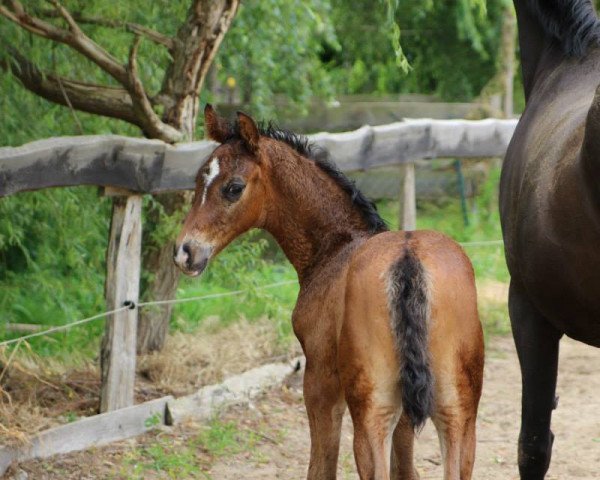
[174,242,191,268]
[182,243,193,269]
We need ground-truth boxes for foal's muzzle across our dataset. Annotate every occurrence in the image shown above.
[173,241,213,276]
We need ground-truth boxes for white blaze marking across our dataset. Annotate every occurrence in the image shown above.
[201,157,220,205]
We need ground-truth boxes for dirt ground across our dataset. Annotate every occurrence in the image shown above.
[8,334,600,479]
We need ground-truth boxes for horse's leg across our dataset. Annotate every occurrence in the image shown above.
[348,394,400,480]
[509,282,562,480]
[430,341,482,480]
[390,413,419,480]
[458,415,477,479]
[303,360,346,480]
[431,410,461,480]
[430,401,480,480]
[339,341,400,479]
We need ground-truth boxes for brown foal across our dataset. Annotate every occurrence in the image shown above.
[174,105,484,479]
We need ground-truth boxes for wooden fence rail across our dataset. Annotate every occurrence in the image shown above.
[0,119,517,197]
[0,118,518,415]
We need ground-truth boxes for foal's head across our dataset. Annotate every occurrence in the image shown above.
[174,105,267,276]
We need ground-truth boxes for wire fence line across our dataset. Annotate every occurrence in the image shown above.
[0,306,131,348]
[0,239,504,350]
[135,279,297,308]
[0,280,298,349]
[460,239,504,247]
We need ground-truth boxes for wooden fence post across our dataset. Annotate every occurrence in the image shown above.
[100,193,142,412]
[401,161,417,231]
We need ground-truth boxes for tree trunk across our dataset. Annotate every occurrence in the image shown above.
[136,0,240,354]
[159,0,240,135]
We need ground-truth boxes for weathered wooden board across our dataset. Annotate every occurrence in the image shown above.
[0,119,517,197]
[0,357,302,476]
[0,395,172,477]
[168,357,303,424]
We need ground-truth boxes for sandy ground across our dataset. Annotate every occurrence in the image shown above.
[8,334,600,479]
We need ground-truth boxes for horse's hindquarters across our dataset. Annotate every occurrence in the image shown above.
[500,51,600,345]
[339,230,484,479]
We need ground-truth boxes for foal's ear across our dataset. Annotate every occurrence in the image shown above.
[204,104,229,143]
[237,111,260,153]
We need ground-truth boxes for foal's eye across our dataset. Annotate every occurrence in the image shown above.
[222,181,245,202]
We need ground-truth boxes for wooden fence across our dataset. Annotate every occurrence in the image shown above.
[0,118,517,415]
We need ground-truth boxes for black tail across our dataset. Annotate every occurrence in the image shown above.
[387,248,434,431]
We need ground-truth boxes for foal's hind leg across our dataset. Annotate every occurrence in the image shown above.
[348,392,401,480]
[303,359,346,479]
[458,414,477,479]
[341,355,402,480]
[431,404,478,480]
[430,338,483,479]
[390,413,420,480]
[509,282,562,480]
[431,412,459,479]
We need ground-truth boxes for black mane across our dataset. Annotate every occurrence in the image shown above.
[225,120,388,234]
[527,0,600,56]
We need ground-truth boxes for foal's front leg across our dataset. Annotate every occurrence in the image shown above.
[303,358,346,480]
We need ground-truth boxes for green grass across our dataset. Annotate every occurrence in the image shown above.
[173,261,296,329]
[119,417,267,479]
[195,418,261,457]
[172,259,298,343]
[122,437,203,479]
[0,187,110,359]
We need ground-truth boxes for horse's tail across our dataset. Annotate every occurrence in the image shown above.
[387,247,434,431]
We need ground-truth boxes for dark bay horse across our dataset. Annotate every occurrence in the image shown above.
[174,105,484,479]
[501,1,600,478]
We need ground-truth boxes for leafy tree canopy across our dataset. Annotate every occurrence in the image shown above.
[325,0,507,100]
[1,0,508,143]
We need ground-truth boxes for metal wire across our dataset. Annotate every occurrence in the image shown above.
[136,279,297,307]
[0,306,130,348]
[0,279,299,348]
[460,240,504,247]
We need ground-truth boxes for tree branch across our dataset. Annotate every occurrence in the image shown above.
[1,0,240,143]
[39,9,175,51]
[1,43,139,125]
[127,36,182,143]
[55,74,84,133]
[49,0,81,34]
[0,0,128,85]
